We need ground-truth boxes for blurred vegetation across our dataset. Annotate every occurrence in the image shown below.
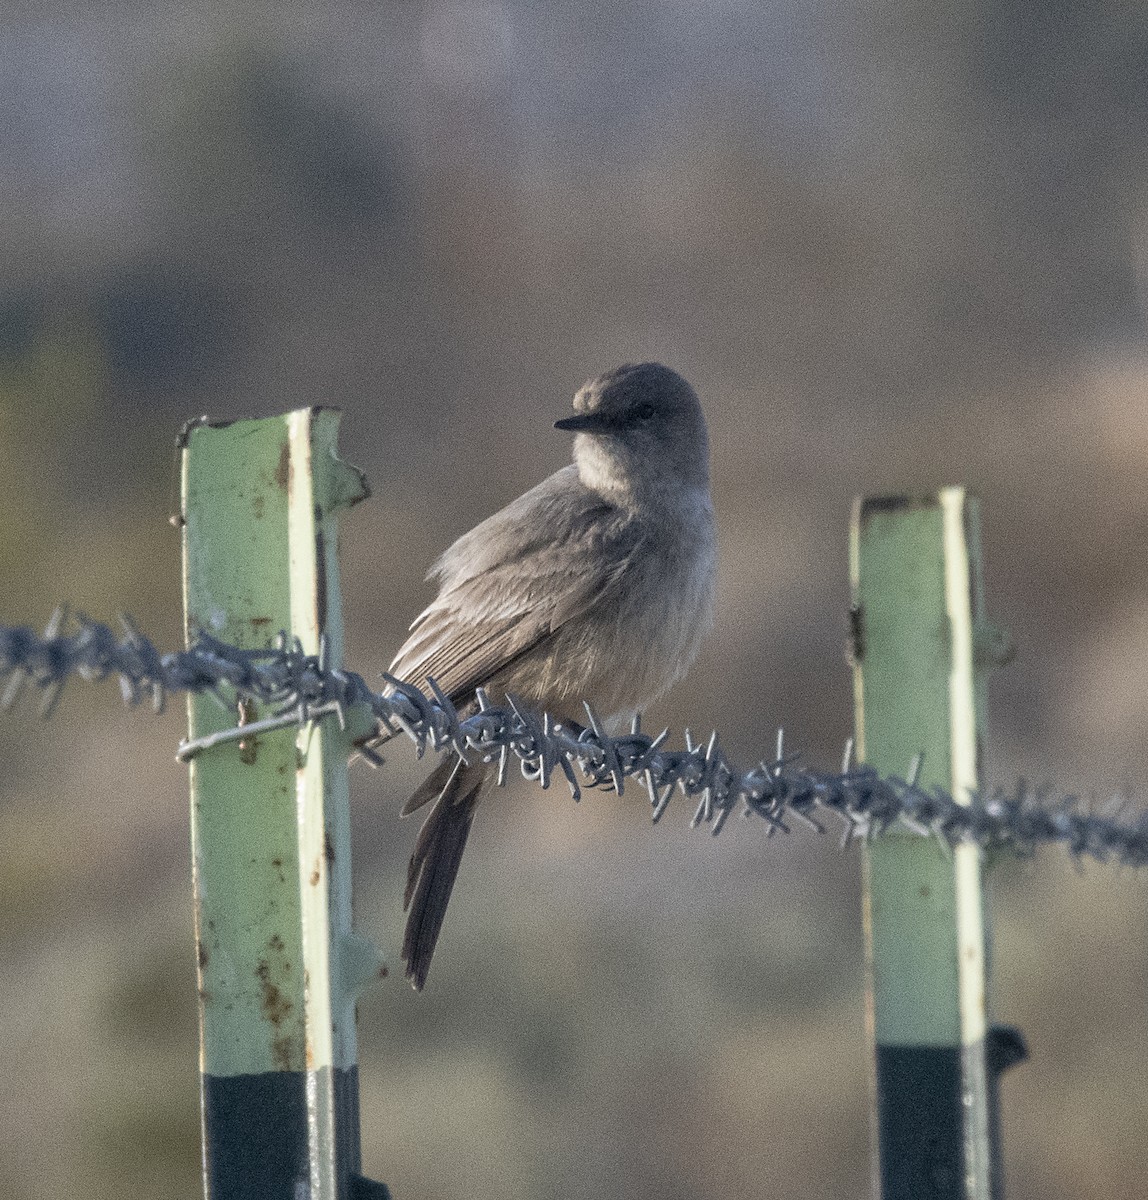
[2,3,1148,1198]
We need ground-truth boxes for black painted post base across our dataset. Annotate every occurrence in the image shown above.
[202,1066,389,1199]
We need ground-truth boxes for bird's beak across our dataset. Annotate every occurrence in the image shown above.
[555,411,613,434]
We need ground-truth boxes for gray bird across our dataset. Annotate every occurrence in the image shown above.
[388,362,716,989]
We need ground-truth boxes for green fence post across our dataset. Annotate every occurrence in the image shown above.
[850,489,1003,1200]
[181,408,389,1200]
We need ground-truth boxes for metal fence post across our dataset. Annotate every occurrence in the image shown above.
[850,489,1008,1200]
[180,408,389,1199]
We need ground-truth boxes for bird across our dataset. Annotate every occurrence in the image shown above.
[387,362,716,989]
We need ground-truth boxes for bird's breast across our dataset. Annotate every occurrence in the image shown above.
[606,513,716,711]
[509,497,716,720]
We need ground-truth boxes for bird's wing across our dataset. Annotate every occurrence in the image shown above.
[389,474,642,703]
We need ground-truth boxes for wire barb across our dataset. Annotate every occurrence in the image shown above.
[3,612,1148,867]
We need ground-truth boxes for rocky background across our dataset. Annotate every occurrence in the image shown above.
[2,4,1147,1197]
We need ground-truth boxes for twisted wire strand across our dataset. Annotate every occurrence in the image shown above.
[3,610,1147,867]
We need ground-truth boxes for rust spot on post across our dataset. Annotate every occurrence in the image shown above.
[271,1035,293,1071]
[255,960,295,1030]
[237,698,259,765]
[275,441,291,493]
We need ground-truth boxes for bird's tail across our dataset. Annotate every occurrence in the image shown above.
[401,754,487,990]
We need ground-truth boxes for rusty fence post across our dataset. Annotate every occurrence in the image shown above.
[850,489,1024,1200]
[181,409,389,1199]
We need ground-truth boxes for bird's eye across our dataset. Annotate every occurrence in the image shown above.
[633,403,656,421]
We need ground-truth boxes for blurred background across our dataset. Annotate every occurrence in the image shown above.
[2,2,1147,1197]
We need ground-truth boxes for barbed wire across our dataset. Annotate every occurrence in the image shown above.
[3,610,1147,867]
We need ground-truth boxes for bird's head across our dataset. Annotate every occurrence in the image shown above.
[555,362,710,503]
